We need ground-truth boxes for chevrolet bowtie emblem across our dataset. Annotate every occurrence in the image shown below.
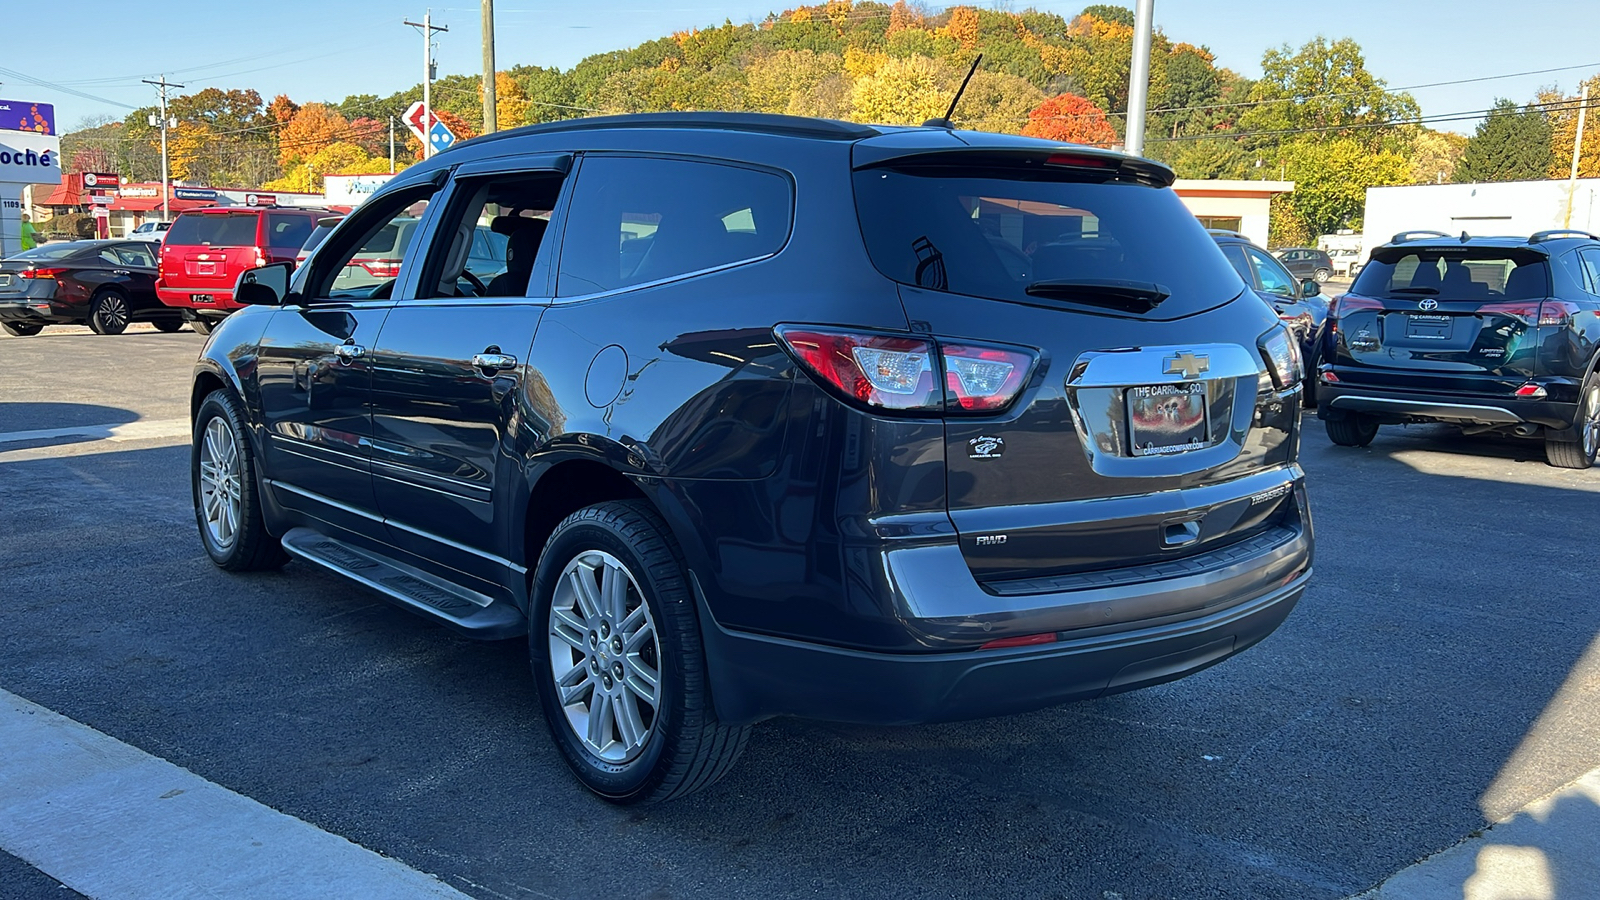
[1163,351,1210,380]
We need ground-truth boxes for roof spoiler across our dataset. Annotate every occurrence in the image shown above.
[1205,228,1247,240]
[853,146,1174,188]
[1390,230,1451,244]
[1529,229,1600,243]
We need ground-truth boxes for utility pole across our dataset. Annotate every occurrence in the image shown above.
[482,0,497,135]
[404,12,448,158]
[142,75,183,221]
[389,116,396,173]
[1123,0,1155,157]
[1565,83,1589,228]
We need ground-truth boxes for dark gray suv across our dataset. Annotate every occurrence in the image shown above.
[190,113,1313,803]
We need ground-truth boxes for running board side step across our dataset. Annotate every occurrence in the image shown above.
[280,527,527,639]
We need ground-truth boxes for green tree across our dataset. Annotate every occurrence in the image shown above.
[1408,129,1468,184]
[1080,4,1134,27]
[1455,98,1554,183]
[1238,37,1418,151]
[1276,137,1410,238]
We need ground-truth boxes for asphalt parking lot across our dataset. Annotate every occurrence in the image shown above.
[2,323,1598,899]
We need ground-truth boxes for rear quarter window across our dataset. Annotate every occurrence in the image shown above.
[164,212,260,247]
[556,156,792,297]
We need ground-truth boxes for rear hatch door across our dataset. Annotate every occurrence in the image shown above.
[852,138,1295,585]
[1334,245,1550,387]
[161,210,260,293]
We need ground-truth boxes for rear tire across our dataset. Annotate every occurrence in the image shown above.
[192,389,288,571]
[1326,414,1378,447]
[1313,267,1331,284]
[191,318,214,336]
[1546,380,1599,469]
[2,322,43,336]
[152,317,184,333]
[88,290,131,335]
[530,500,750,805]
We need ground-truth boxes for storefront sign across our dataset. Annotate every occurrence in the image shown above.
[89,193,114,206]
[245,193,276,207]
[175,187,218,200]
[0,99,55,135]
[0,130,62,185]
[82,172,120,188]
[119,185,162,198]
[324,173,394,207]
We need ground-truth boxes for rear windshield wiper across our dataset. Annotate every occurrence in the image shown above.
[1388,287,1439,295]
[1024,278,1171,313]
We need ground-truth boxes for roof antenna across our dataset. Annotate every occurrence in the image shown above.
[923,54,983,129]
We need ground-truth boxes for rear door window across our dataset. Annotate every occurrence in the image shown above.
[557,156,792,297]
[853,169,1245,318]
[266,213,315,250]
[1244,246,1296,298]
[164,212,259,247]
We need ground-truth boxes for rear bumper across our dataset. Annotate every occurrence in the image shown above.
[1318,383,1578,429]
[0,297,70,323]
[156,286,238,313]
[699,483,1313,726]
[701,572,1306,726]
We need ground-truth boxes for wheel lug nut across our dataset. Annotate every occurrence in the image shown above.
[611,638,623,655]
[602,675,614,690]
[599,622,611,639]
[588,632,598,648]
[612,662,624,679]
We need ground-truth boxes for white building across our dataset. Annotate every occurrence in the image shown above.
[1173,179,1294,248]
[1362,178,1600,262]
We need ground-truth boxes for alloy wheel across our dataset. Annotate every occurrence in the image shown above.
[1585,384,1600,460]
[198,417,242,549]
[94,294,128,333]
[547,549,662,763]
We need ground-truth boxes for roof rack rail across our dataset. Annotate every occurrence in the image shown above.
[1390,230,1451,244]
[1205,228,1248,240]
[1529,229,1600,244]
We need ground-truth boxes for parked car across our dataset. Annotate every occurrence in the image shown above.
[1211,230,1327,405]
[1275,247,1335,283]
[295,215,343,267]
[156,206,327,334]
[126,221,172,242]
[190,112,1312,804]
[296,215,508,287]
[1327,246,1363,278]
[1319,229,1600,468]
[0,240,182,335]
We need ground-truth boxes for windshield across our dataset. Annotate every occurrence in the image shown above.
[853,169,1245,318]
[8,243,85,261]
[1352,248,1549,300]
[164,212,259,247]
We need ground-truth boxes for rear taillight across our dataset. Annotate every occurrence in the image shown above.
[252,247,267,268]
[1333,294,1383,318]
[980,633,1059,650]
[776,326,1037,415]
[359,258,403,278]
[1478,301,1576,326]
[17,267,68,279]
[1515,383,1548,399]
[1258,326,1302,391]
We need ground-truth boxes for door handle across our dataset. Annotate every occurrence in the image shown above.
[472,352,518,372]
[334,342,365,362]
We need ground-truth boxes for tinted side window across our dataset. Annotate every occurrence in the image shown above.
[266,213,315,249]
[1245,246,1296,297]
[557,156,792,297]
[115,245,156,267]
[1578,249,1600,296]
[1220,244,1253,283]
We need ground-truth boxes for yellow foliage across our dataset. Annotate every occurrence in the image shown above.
[167,122,216,181]
[265,141,389,193]
[850,55,953,125]
[887,0,923,36]
[1171,42,1215,65]
[1070,14,1133,41]
[659,56,681,73]
[844,46,888,79]
[824,0,852,33]
[1545,78,1600,179]
[672,29,695,47]
[789,7,812,23]
[939,6,980,50]
[494,72,530,131]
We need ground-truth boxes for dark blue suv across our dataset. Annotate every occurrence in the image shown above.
[190,113,1313,803]
[1318,229,1600,468]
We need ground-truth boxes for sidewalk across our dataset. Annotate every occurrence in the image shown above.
[1355,768,1600,900]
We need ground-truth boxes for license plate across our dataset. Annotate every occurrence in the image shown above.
[0,274,10,288]
[1405,314,1451,340]
[1127,382,1209,457]
[192,294,214,304]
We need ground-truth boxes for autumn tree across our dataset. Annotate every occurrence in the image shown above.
[267,94,299,124]
[851,55,954,125]
[1542,77,1600,179]
[1408,129,1468,184]
[1021,93,1117,146]
[1455,99,1554,183]
[957,71,1046,134]
[1080,4,1134,27]
[277,103,350,169]
[488,72,531,131]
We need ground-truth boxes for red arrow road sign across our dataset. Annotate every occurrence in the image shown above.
[402,101,438,142]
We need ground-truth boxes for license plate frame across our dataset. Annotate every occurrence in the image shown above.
[1126,382,1210,457]
[192,294,215,304]
[1405,314,1452,341]
[0,274,11,288]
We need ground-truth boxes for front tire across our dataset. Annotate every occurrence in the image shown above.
[192,390,287,571]
[531,500,750,805]
[2,322,43,336]
[88,290,131,335]
[1326,414,1379,447]
[1546,380,1600,469]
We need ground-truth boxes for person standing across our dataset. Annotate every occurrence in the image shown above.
[19,213,37,251]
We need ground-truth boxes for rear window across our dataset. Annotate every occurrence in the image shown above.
[164,212,259,248]
[10,243,84,261]
[853,170,1246,316]
[1353,248,1550,300]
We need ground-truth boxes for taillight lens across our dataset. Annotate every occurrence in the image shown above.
[941,343,1033,411]
[776,326,1036,415]
[358,258,403,278]
[18,267,68,279]
[1481,300,1578,327]
[252,246,267,268]
[1333,294,1383,318]
[1259,326,1302,391]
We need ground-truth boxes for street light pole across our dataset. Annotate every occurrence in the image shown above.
[142,75,183,221]
[1123,0,1155,158]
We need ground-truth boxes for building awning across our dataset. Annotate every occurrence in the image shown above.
[108,196,215,213]
[40,182,87,206]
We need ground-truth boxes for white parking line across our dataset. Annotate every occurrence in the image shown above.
[0,418,192,447]
[0,689,471,900]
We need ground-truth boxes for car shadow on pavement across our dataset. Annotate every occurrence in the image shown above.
[3,441,1599,900]
[0,402,140,436]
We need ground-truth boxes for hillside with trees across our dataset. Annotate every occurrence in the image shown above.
[56,1,1595,243]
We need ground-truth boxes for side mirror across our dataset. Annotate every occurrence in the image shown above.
[1300,279,1322,299]
[235,262,293,306]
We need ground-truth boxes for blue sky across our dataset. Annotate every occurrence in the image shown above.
[4,0,1597,134]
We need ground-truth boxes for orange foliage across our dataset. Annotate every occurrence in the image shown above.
[267,94,299,124]
[886,0,923,36]
[940,6,980,50]
[278,103,349,167]
[1021,93,1117,147]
